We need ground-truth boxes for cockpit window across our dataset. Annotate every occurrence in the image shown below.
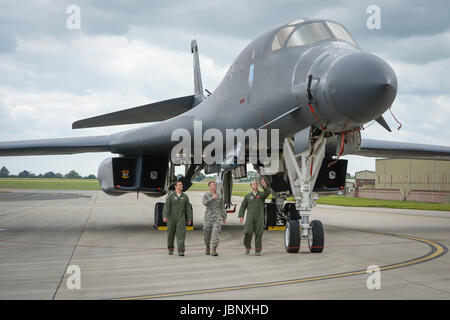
[272,26,295,50]
[325,22,357,46]
[286,21,357,48]
[286,22,333,48]
[288,19,305,26]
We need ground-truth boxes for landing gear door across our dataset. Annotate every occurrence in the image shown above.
[313,158,347,192]
[141,156,169,192]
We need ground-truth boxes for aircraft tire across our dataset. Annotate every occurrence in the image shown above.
[308,220,324,253]
[154,202,165,229]
[285,220,300,253]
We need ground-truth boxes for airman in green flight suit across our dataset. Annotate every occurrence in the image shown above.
[238,178,270,256]
[163,180,193,256]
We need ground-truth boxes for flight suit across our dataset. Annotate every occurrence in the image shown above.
[238,187,270,252]
[202,192,227,249]
[162,191,193,253]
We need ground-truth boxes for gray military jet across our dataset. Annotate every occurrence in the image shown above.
[1,18,449,253]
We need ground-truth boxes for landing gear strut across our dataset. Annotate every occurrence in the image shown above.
[282,132,326,253]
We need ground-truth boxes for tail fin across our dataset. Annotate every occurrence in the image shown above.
[191,39,204,106]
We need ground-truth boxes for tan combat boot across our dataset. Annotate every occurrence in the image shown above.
[205,247,210,255]
[211,248,218,256]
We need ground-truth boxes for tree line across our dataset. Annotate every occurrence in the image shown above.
[1,165,352,181]
[180,170,259,183]
[0,166,96,179]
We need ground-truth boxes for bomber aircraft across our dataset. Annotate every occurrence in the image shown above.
[1,18,449,253]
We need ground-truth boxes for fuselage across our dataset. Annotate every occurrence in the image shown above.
[110,18,397,156]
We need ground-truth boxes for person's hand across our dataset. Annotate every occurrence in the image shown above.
[213,194,218,199]
[163,218,168,223]
[240,217,244,224]
[187,221,192,226]
[261,178,267,188]
[223,219,226,225]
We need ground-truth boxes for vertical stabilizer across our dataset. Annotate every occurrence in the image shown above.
[191,39,204,106]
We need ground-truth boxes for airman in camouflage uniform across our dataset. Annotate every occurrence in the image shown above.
[238,178,270,256]
[202,181,227,256]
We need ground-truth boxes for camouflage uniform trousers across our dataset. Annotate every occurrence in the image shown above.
[203,215,223,249]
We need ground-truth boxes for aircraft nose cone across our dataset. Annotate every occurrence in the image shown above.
[326,52,397,125]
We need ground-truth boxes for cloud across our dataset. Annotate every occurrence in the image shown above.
[0,32,228,175]
[389,58,450,95]
[0,0,449,176]
[365,32,450,64]
[1,32,229,94]
[357,92,450,144]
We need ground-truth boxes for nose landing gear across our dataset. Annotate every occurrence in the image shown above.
[282,132,326,253]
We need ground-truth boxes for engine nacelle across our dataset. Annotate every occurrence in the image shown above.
[97,155,169,197]
[98,157,121,196]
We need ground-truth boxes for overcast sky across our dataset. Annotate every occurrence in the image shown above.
[0,0,449,176]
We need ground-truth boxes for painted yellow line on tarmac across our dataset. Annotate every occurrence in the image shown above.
[267,226,286,231]
[156,226,194,231]
[113,234,446,300]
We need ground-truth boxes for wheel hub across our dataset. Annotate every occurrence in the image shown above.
[308,226,313,249]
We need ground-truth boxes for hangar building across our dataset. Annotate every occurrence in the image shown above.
[375,159,450,203]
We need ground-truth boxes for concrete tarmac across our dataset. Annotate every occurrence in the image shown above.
[0,188,449,300]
